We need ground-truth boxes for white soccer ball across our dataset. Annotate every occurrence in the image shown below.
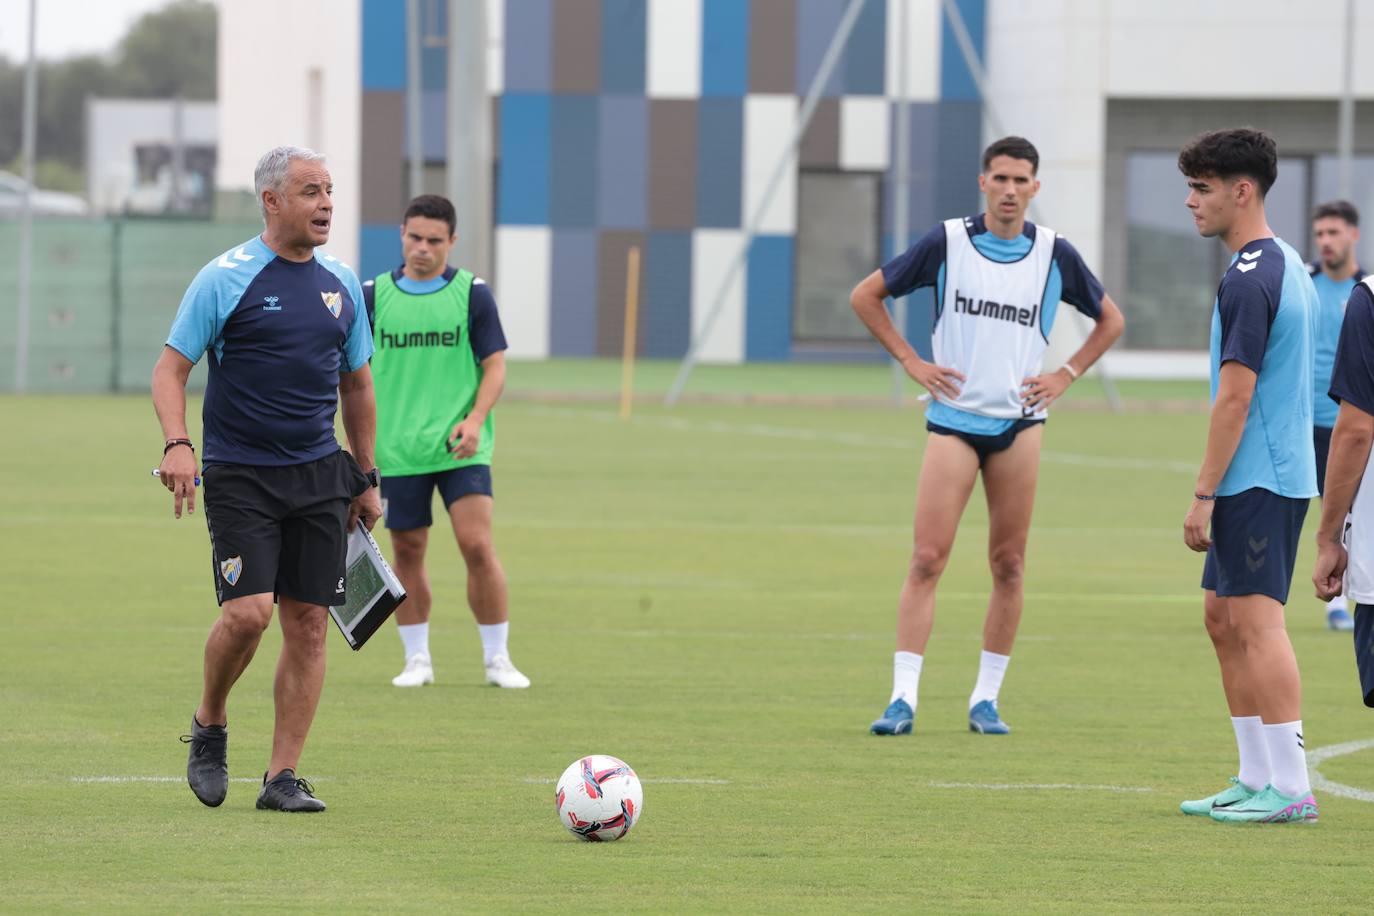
[554,755,643,842]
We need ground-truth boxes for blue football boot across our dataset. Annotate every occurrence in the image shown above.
[968,699,1011,734]
[870,698,914,735]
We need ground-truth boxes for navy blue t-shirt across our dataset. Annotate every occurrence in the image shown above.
[165,235,372,466]
[1331,280,1374,416]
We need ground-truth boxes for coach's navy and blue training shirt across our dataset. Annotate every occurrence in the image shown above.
[165,235,373,466]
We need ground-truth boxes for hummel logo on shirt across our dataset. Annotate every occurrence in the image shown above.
[1236,250,1262,273]
[263,296,281,311]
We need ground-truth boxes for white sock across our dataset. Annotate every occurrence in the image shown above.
[397,622,429,660]
[1328,594,1348,612]
[478,621,509,664]
[889,651,923,708]
[969,650,1010,709]
[1231,715,1270,791]
[1263,720,1311,797]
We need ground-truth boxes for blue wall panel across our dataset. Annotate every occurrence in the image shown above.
[939,0,985,101]
[843,0,886,95]
[550,229,600,356]
[498,94,551,224]
[796,0,846,98]
[745,235,793,361]
[505,0,553,92]
[361,0,406,90]
[934,100,982,219]
[642,232,693,358]
[598,96,647,228]
[888,101,940,241]
[701,0,749,97]
[360,223,402,285]
[601,0,646,92]
[421,0,448,89]
[696,98,743,228]
[550,95,599,227]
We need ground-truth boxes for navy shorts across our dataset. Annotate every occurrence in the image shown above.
[926,418,1044,466]
[1315,425,1333,497]
[381,465,493,530]
[1200,487,1307,604]
[1353,605,1374,707]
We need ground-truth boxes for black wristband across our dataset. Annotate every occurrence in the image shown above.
[1194,492,1216,501]
[164,438,194,455]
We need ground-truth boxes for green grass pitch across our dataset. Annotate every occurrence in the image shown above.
[4,366,1374,912]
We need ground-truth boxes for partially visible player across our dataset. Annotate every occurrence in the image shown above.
[1177,128,1319,824]
[1313,273,1374,709]
[850,136,1124,737]
[365,194,529,689]
[1309,200,1362,630]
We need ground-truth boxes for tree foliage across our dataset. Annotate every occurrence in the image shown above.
[0,0,216,173]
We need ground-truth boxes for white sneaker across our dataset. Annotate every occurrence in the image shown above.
[484,654,530,689]
[391,653,434,687]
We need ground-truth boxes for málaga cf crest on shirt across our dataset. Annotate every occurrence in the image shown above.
[321,290,343,318]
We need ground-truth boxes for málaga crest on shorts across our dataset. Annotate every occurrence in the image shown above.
[321,290,343,318]
[220,555,243,586]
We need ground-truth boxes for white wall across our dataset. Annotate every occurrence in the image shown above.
[217,0,362,266]
[86,99,217,214]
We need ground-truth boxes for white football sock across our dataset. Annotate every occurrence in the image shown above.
[1328,594,1348,612]
[969,650,1010,709]
[397,622,429,660]
[889,651,923,708]
[478,621,509,664]
[1263,720,1311,797]
[1231,715,1270,791]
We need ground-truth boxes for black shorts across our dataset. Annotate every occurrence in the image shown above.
[381,464,493,530]
[203,450,370,607]
[1200,487,1307,604]
[1315,425,1333,497]
[926,418,1044,466]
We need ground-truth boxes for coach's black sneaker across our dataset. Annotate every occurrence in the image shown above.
[256,769,326,812]
[180,716,228,808]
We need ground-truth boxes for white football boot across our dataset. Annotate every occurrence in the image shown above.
[484,654,531,689]
[391,653,434,687]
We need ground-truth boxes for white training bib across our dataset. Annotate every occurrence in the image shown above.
[936,217,1056,419]
[1341,276,1374,601]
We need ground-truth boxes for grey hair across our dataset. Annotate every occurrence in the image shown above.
[254,146,326,218]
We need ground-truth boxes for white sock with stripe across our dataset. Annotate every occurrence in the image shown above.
[1263,720,1310,798]
[890,651,923,708]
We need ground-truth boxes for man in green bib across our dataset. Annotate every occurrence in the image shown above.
[365,195,529,689]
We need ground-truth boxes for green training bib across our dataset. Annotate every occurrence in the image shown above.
[371,269,495,476]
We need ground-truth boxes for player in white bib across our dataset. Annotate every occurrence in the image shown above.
[850,137,1124,736]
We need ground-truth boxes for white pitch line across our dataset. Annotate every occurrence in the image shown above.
[70,776,270,784]
[926,781,1154,794]
[1307,737,1374,803]
[523,777,730,786]
[527,406,1197,475]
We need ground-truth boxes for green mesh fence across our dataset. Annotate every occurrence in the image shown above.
[0,217,263,392]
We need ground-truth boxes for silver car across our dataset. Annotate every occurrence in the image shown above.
[0,171,89,217]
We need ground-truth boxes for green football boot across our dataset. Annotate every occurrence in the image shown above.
[1179,776,1258,817]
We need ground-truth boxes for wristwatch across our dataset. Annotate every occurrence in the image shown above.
[365,467,380,488]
